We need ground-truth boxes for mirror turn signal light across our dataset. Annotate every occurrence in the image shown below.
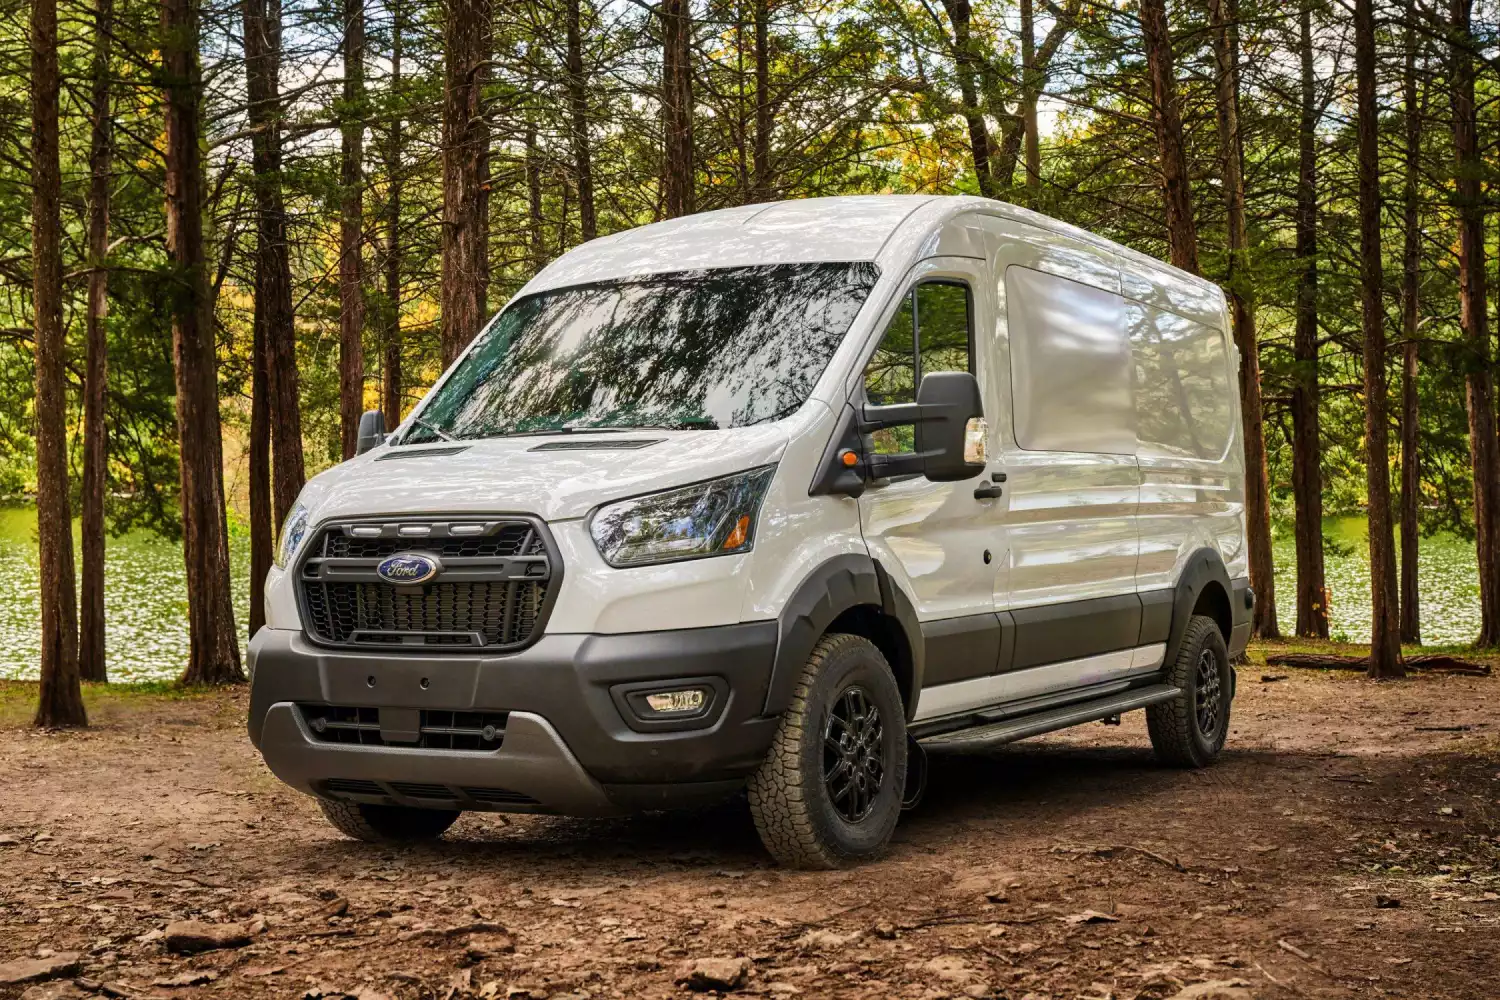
[840,449,858,467]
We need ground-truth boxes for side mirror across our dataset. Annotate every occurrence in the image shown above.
[355,410,386,455]
[860,371,986,482]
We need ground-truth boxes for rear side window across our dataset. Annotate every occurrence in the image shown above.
[1130,304,1233,461]
[1005,266,1134,454]
[863,281,973,453]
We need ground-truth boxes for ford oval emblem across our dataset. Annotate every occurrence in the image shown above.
[376,552,441,585]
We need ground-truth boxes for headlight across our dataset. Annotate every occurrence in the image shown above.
[274,502,310,569]
[589,466,776,568]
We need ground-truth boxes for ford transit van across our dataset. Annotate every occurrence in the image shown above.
[248,195,1253,868]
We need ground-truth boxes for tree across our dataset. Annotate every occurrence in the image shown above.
[1353,0,1401,677]
[79,0,115,681]
[1398,0,1423,643]
[661,0,694,217]
[1448,0,1499,647]
[751,0,772,200]
[1019,0,1039,193]
[163,0,244,685]
[441,0,493,364]
[1140,0,1198,273]
[565,0,597,239]
[381,0,406,424]
[339,0,367,458]
[1290,0,1327,639]
[32,0,87,726]
[942,0,996,198]
[1209,0,1277,639]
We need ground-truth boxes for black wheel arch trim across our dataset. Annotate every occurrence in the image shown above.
[1164,548,1241,669]
[764,555,925,719]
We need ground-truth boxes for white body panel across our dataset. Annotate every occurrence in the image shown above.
[263,194,1245,722]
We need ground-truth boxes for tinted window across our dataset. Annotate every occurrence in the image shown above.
[862,280,973,453]
[405,262,880,442]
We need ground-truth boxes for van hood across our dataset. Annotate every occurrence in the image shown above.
[296,424,793,525]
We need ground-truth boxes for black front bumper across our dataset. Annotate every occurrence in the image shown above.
[247,622,781,815]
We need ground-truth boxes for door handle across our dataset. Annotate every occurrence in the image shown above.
[974,483,1004,500]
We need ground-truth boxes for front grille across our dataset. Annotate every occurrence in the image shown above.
[297,517,555,651]
[301,705,508,751]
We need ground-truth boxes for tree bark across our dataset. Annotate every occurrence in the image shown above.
[1139,0,1198,273]
[1398,0,1422,643]
[79,0,114,682]
[1209,0,1277,639]
[249,295,270,638]
[1449,0,1500,647]
[526,126,545,272]
[163,0,243,685]
[1020,0,1039,193]
[1353,0,1402,677]
[661,0,695,218]
[382,0,403,426]
[32,0,86,726]
[243,0,305,528]
[339,0,366,459]
[942,0,995,198]
[565,0,596,240]
[751,0,771,201]
[1291,0,1327,639]
[441,0,492,365]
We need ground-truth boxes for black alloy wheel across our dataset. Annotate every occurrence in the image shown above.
[823,685,885,823]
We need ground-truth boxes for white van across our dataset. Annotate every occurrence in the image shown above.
[248,195,1252,868]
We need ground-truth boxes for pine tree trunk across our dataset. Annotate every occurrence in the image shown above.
[661,0,695,218]
[163,0,243,685]
[441,0,492,365]
[249,302,270,639]
[1399,0,1422,644]
[1020,0,1039,193]
[1291,0,1327,639]
[566,0,596,241]
[243,0,305,528]
[79,0,113,683]
[1209,0,1277,639]
[526,127,545,272]
[1448,0,1500,647]
[942,0,995,199]
[1354,0,1402,677]
[751,0,771,201]
[382,0,403,426]
[32,0,86,726]
[1139,0,1198,274]
[339,0,365,459]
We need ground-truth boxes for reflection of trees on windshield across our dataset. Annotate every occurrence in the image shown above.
[408,262,880,441]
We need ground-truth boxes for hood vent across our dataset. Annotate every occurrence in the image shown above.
[528,438,664,452]
[376,445,471,461]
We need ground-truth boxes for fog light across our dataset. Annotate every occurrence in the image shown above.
[644,689,707,715]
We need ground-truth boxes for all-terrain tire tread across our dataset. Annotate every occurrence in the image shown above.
[317,799,460,843]
[1146,614,1226,768]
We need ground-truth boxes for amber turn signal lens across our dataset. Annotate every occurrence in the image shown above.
[840,449,858,467]
[723,514,751,550]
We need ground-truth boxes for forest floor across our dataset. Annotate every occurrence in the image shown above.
[1,642,1498,1000]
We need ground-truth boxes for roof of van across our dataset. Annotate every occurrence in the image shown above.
[524,194,1218,300]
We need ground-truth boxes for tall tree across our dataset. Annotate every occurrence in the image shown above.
[339,0,366,458]
[1019,0,1039,193]
[382,0,405,425]
[1448,0,1500,646]
[751,0,772,200]
[1290,0,1327,638]
[565,0,597,240]
[1209,0,1277,639]
[661,0,695,217]
[1353,0,1401,677]
[942,0,996,198]
[163,0,243,684]
[1398,0,1423,643]
[79,0,114,681]
[1139,0,1198,273]
[32,0,86,726]
[441,0,492,364]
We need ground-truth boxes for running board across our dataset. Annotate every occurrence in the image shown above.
[918,683,1181,753]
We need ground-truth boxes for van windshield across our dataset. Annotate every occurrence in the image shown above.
[402,261,881,443]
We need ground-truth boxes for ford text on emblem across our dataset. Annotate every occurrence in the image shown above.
[376,552,441,584]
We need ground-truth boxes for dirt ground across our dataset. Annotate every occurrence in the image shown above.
[1,649,1497,1000]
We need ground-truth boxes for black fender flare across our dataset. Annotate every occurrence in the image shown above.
[763,554,925,717]
[1163,548,1233,669]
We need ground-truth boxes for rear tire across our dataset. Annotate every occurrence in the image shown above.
[318,799,461,843]
[747,633,906,869]
[1147,614,1231,767]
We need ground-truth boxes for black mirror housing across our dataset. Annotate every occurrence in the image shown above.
[355,410,386,455]
[912,371,986,481]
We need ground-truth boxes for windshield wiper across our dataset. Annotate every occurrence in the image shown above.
[406,417,456,443]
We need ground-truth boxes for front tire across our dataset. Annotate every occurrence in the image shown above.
[318,799,461,843]
[748,633,906,869]
[1147,614,1231,767]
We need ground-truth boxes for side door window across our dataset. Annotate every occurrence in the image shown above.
[862,281,974,453]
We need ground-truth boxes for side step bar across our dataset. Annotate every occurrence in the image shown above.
[918,683,1181,754]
